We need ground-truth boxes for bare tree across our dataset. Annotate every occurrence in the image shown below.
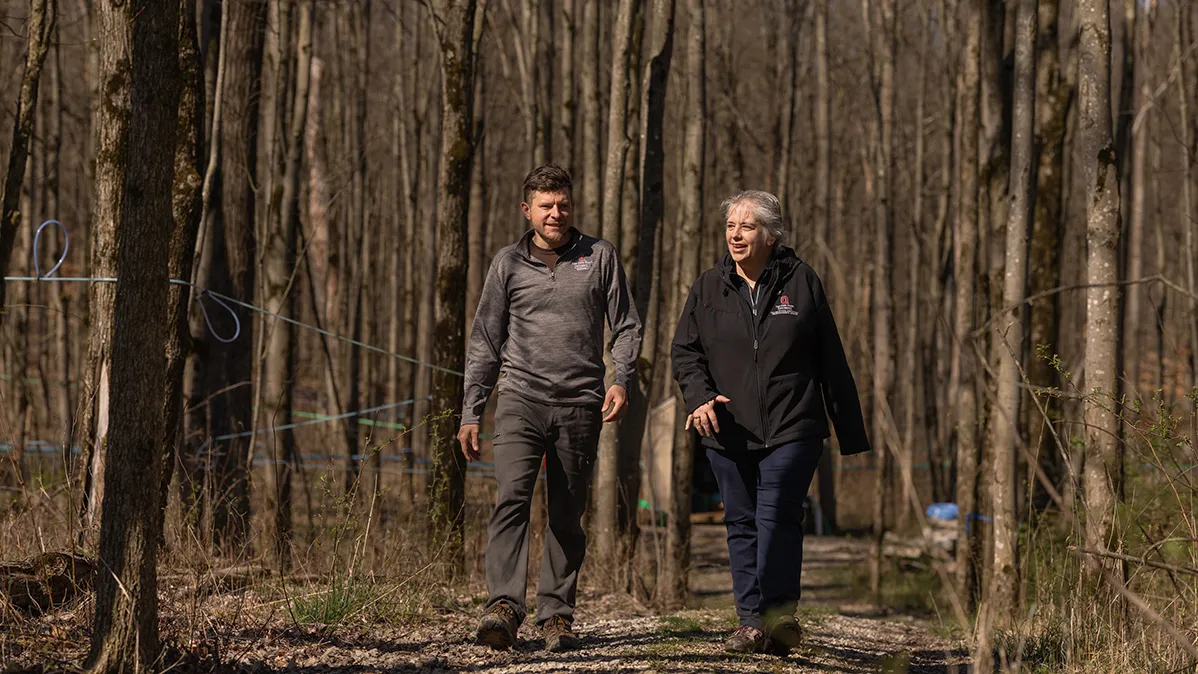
[952,0,983,610]
[559,0,577,169]
[663,0,704,610]
[814,0,837,530]
[580,0,601,227]
[192,0,265,548]
[1028,0,1070,507]
[864,0,896,605]
[426,0,479,567]
[620,0,676,594]
[593,0,640,585]
[1078,0,1123,561]
[0,0,55,314]
[1122,0,1152,392]
[159,0,206,532]
[1178,0,1197,387]
[84,0,180,669]
[988,0,1036,626]
[774,0,798,212]
[260,0,312,566]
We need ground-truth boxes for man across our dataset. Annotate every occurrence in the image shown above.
[458,164,642,652]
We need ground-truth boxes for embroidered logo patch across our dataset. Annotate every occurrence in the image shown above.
[572,255,593,271]
[770,294,798,316]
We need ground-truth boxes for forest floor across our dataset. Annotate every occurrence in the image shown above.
[2,525,971,673]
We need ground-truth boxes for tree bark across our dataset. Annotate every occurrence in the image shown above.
[1178,0,1197,387]
[0,0,55,315]
[814,0,838,530]
[988,0,1036,627]
[952,0,983,612]
[580,0,602,228]
[774,0,797,213]
[84,1,181,670]
[426,0,477,570]
[1028,0,1070,509]
[1078,0,1123,561]
[261,0,311,567]
[46,21,72,463]
[1121,0,1151,394]
[559,0,576,169]
[865,0,895,606]
[593,0,640,587]
[625,0,674,594]
[901,11,929,530]
[158,0,205,538]
[663,0,704,610]
[205,0,265,548]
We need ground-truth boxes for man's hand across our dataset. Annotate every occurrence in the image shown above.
[685,394,732,438]
[457,423,481,461]
[602,385,629,423]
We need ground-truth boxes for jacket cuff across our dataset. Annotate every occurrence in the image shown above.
[460,399,485,426]
[683,387,717,416]
[836,429,872,455]
[613,371,633,391]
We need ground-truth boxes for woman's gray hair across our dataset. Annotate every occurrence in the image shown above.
[720,190,787,247]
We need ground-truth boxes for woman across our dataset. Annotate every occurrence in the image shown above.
[671,190,871,655]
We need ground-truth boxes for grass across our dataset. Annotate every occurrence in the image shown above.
[289,581,376,625]
[993,621,1069,674]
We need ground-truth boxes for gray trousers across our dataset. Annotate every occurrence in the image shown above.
[485,392,601,626]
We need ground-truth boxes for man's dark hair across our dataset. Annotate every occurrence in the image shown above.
[522,164,573,202]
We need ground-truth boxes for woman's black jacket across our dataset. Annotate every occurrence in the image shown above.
[670,247,871,455]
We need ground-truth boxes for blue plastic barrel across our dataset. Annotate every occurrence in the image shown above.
[926,502,959,521]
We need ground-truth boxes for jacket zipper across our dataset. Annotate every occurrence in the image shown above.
[727,275,770,444]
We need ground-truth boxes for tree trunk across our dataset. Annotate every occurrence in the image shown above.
[206,0,265,548]
[865,0,895,606]
[580,0,601,228]
[624,0,675,593]
[1078,0,1123,562]
[466,73,486,338]
[593,0,640,587]
[953,0,983,612]
[46,23,72,462]
[84,1,180,670]
[158,0,206,537]
[615,9,646,586]
[901,11,928,530]
[559,0,576,169]
[988,0,1035,628]
[1121,0,1151,394]
[663,0,704,610]
[1028,0,1069,509]
[0,0,54,315]
[261,0,311,567]
[814,0,838,530]
[774,0,797,212]
[341,0,371,496]
[396,0,422,506]
[1178,0,1197,387]
[426,0,477,570]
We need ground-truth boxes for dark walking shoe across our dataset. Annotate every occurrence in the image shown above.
[724,625,765,653]
[475,603,519,650]
[542,615,581,652]
[765,615,803,655]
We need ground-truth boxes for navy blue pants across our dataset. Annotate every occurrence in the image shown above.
[707,439,823,629]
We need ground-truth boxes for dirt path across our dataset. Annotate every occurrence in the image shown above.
[217,526,969,673]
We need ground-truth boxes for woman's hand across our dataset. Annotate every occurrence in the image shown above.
[686,394,732,437]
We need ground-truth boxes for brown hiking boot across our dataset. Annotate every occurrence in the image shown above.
[476,603,519,650]
[542,615,581,652]
[724,625,765,653]
[765,615,803,655]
